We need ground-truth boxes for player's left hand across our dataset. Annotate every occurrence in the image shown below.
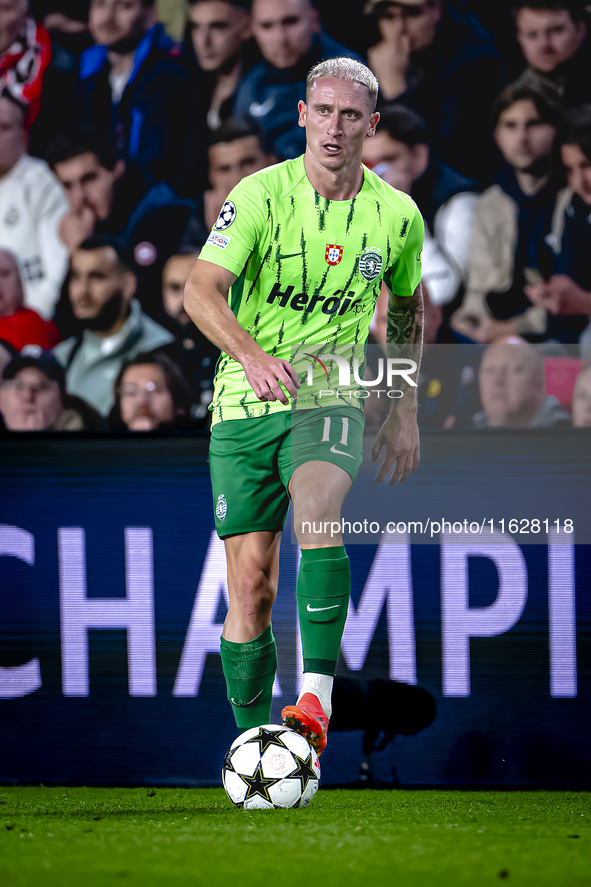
[371,402,420,485]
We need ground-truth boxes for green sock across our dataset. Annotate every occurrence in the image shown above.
[220,625,277,730]
[296,546,350,677]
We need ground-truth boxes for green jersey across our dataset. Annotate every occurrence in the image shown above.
[199,155,424,424]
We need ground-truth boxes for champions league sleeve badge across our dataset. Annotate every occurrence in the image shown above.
[215,201,237,231]
[358,246,383,282]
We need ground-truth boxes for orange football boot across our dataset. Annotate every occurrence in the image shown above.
[282,692,329,755]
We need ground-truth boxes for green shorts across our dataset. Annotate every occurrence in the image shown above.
[209,406,365,538]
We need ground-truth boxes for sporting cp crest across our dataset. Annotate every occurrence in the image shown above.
[358,248,383,282]
[325,244,343,265]
[216,494,227,521]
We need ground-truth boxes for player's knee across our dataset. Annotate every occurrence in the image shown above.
[232,569,276,618]
[293,489,338,525]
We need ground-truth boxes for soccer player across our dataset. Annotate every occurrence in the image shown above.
[184,57,424,755]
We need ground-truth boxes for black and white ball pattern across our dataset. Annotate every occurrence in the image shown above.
[222,724,320,810]
[215,200,237,230]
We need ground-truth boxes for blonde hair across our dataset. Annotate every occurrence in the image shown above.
[306,57,379,112]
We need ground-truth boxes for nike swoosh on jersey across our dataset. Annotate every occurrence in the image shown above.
[307,603,340,612]
[277,252,303,260]
[231,688,264,707]
[329,444,356,459]
[249,98,276,117]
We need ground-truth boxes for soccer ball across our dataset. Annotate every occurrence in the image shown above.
[222,724,320,810]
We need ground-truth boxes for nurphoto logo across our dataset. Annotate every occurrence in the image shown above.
[302,353,418,393]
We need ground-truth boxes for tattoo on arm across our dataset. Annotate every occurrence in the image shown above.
[387,282,423,346]
[386,282,424,399]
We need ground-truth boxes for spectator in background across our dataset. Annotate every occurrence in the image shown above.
[363,102,475,230]
[161,250,198,328]
[47,127,194,254]
[0,249,60,349]
[47,128,196,319]
[158,248,218,421]
[527,104,591,345]
[452,80,563,343]
[364,0,507,183]
[47,129,126,253]
[233,0,362,159]
[0,346,105,429]
[512,1,590,107]
[0,96,69,319]
[53,235,173,416]
[571,363,591,426]
[109,349,192,430]
[362,103,474,307]
[185,0,254,130]
[204,118,275,229]
[473,338,570,427]
[0,0,52,128]
[74,0,200,195]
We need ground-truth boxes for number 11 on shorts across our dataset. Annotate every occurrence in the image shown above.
[321,416,349,445]
[321,417,355,459]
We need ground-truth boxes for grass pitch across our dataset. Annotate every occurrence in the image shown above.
[0,787,589,887]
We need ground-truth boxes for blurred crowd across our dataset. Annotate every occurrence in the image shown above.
[1,0,591,432]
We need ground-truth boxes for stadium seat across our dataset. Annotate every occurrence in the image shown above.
[543,357,585,409]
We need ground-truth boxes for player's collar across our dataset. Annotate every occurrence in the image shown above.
[295,155,368,203]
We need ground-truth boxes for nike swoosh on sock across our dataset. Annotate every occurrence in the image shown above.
[231,688,264,707]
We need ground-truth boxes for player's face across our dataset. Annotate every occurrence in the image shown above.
[516,8,586,72]
[572,369,591,427]
[53,152,121,221]
[189,1,251,72]
[479,344,542,426]
[208,135,272,195]
[0,367,63,431]
[252,0,319,69]
[89,0,151,48]
[162,253,198,325]
[494,100,556,172]
[0,250,23,318]
[300,77,379,175]
[119,363,176,430]
[69,246,134,320]
[561,143,591,206]
[362,130,425,193]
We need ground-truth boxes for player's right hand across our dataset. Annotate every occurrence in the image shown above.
[241,351,300,405]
